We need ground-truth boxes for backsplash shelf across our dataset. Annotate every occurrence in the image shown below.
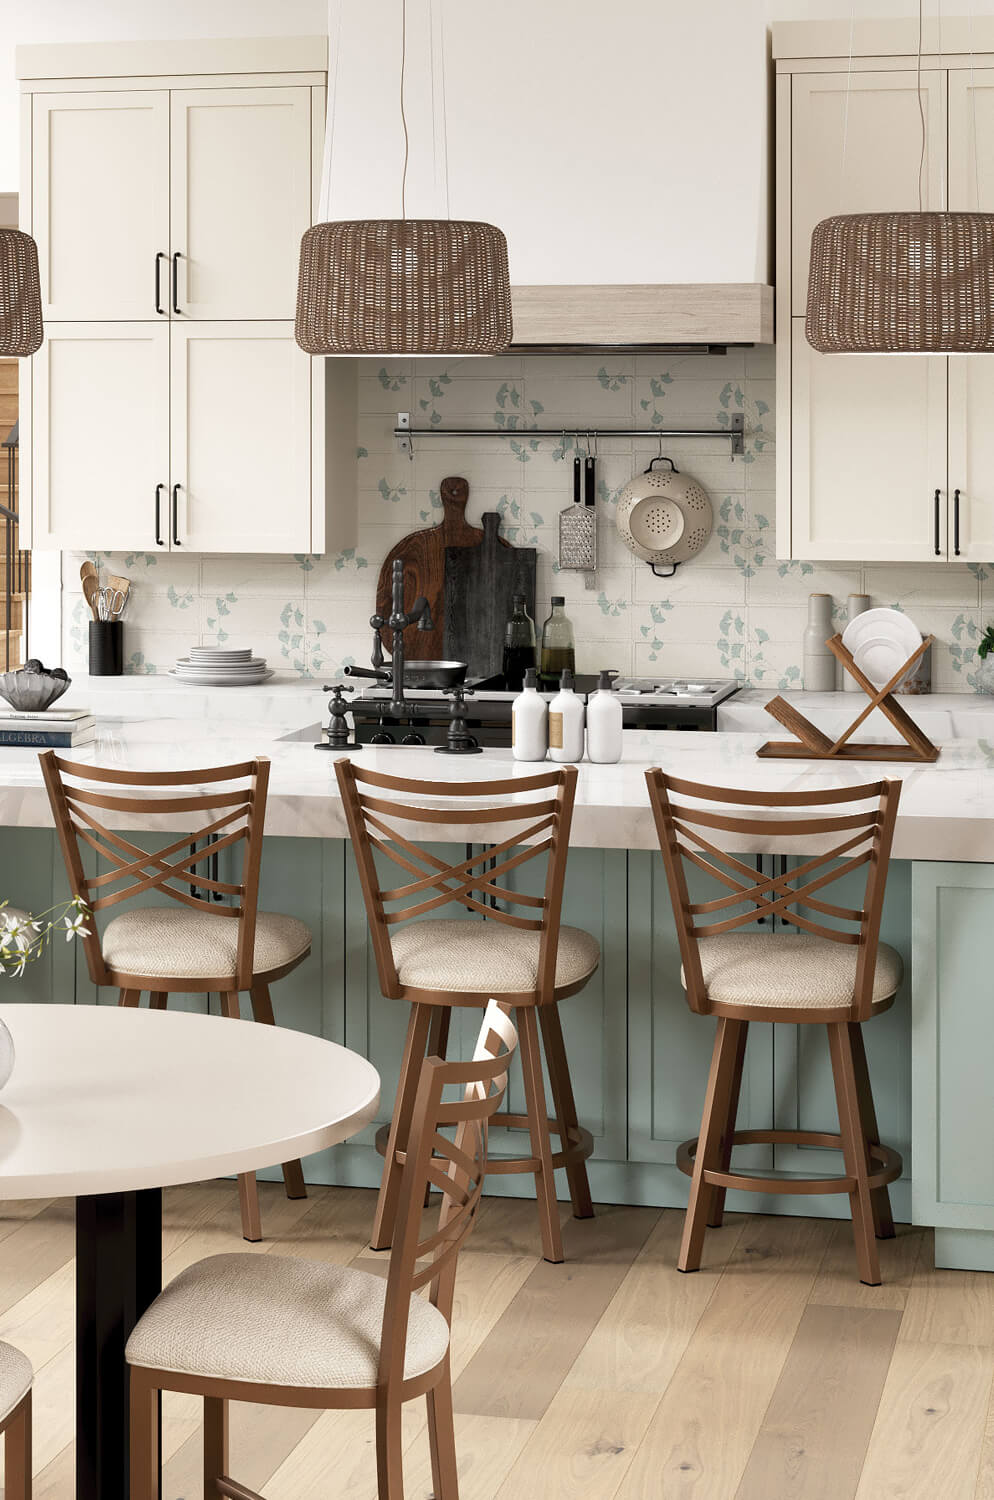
[394,410,745,459]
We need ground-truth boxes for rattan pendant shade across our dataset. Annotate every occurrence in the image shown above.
[0,229,43,358]
[806,212,994,353]
[295,218,512,356]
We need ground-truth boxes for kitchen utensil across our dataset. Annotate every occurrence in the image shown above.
[375,476,509,660]
[444,511,538,679]
[0,665,71,712]
[106,574,131,616]
[841,607,921,660]
[79,561,98,587]
[97,587,126,621]
[344,660,468,691]
[82,575,101,622]
[558,445,597,576]
[616,456,713,576]
[89,621,123,676]
[802,593,835,691]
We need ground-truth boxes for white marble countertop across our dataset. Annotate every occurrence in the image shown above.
[1,676,993,860]
[718,688,994,742]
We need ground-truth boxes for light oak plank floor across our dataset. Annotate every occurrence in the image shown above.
[0,1185,991,1500]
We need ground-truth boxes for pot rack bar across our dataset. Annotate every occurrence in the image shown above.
[393,410,745,459]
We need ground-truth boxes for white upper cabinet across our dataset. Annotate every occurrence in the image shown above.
[32,91,169,322]
[169,87,312,320]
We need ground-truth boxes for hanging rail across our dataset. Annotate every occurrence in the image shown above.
[393,410,745,460]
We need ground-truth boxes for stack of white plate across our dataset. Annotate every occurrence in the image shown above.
[170,647,273,687]
[841,608,922,689]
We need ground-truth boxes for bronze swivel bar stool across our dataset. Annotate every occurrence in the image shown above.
[336,759,599,1264]
[41,751,312,1243]
[645,770,903,1286]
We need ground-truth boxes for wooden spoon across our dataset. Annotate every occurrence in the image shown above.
[80,560,98,587]
[82,575,100,621]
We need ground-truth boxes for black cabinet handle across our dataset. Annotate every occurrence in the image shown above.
[171,252,181,315]
[171,483,181,546]
[954,488,961,556]
[934,488,941,556]
[154,253,166,316]
[154,483,165,546]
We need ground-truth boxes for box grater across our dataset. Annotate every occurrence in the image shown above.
[559,454,597,574]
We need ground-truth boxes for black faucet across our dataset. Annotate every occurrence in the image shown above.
[369,558,434,717]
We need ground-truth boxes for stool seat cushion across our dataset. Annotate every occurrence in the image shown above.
[102,906,312,980]
[126,1252,449,1390]
[391,918,600,993]
[684,933,903,1009]
[0,1341,32,1422]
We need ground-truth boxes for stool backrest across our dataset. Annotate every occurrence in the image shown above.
[40,751,270,990]
[379,1000,518,1390]
[645,770,901,1021]
[335,760,577,1002]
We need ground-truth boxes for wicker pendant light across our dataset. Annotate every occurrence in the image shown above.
[0,229,43,358]
[296,0,512,357]
[806,2,994,354]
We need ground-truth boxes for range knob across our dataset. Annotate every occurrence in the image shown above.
[368,730,395,745]
[401,732,426,746]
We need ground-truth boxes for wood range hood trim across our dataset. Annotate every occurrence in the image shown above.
[507,283,774,352]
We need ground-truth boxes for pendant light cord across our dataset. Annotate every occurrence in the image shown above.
[917,0,926,212]
[320,0,343,221]
[840,0,856,210]
[399,0,410,219]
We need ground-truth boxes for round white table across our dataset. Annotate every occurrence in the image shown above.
[0,1004,380,1500]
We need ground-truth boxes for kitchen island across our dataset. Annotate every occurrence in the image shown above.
[1,682,992,1272]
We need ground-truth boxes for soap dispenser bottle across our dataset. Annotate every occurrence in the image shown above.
[548,669,585,763]
[512,667,548,762]
[586,670,623,763]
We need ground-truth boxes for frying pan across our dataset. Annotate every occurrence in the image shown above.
[344,660,468,690]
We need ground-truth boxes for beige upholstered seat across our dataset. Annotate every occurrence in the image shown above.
[391,918,600,993]
[126,1252,449,1389]
[102,907,312,981]
[0,1342,31,1422]
[683,933,903,1009]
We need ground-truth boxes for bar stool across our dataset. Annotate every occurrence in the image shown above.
[40,751,311,1244]
[336,759,598,1265]
[0,1342,32,1499]
[645,770,903,1286]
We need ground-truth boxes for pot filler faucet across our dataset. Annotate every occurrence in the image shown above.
[369,557,434,716]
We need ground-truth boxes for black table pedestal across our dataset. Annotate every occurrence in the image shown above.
[75,1188,162,1500]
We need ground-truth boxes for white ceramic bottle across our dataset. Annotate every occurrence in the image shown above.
[548,669,585,763]
[802,593,836,692]
[511,667,548,761]
[585,669,623,763]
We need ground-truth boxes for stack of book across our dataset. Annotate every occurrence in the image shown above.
[0,707,96,748]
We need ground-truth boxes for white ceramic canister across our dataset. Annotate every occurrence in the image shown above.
[547,669,585,763]
[844,594,870,693]
[585,670,623,764]
[511,668,548,761]
[802,593,836,692]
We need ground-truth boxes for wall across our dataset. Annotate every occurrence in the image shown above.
[60,347,989,692]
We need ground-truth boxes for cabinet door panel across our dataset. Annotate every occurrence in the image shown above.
[790,70,945,317]
[791,319,947,561]
[32,91,169,322]
[31,324,169,552]
[170,87,312,320]
[949,67,994,213]
[169,322,311,553]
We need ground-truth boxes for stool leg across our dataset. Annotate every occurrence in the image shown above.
[249,982,307,1201]
[679,1016,744,1273]
[204,1395,228,1497]
[426,1359,459,1500]
[848,1021,895,1240]
[118,990,140,1007]
[539,1004,593,1221]
[519,1007,564,1264]
[148,992,168,1010]
[707,1019,749,1229]
[828,1021,881,1286]
[129,1372,158,1500]
[371,1003,434,1251]
[220,991,262,1243]
[424,1008,452,1208]
[4,1390,31,1500]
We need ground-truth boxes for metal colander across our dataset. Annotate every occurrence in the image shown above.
[615,457,713,577]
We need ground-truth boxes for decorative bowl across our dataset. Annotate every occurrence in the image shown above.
[0,664,71,712]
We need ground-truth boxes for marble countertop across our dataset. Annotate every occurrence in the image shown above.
[718,689,994,742]
[0,676,992,859]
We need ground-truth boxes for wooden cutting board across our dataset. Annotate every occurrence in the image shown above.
[375,476,508,660]
[444,512,537,679]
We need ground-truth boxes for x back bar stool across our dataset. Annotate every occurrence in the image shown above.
[645,770,903,1286]
[41,751,312,1242]
[336,759,599,1264]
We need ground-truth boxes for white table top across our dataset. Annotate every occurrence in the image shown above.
[0,1005,380,1198]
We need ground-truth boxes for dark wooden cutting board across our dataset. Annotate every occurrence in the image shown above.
[375,476,508,660]
[444,512,537,679]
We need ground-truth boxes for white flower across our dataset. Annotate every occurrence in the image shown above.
[64,912,90,941]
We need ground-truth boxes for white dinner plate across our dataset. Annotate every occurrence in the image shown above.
[851,634,913,688]
[169,669,274,687]
[841,607,921,661]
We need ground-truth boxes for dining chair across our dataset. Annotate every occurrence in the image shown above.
[336,758,599,1265]
[40,751,312,1242]
[0,1341,32,1499]
[126,999,518,1500]
[645,769,904,1286]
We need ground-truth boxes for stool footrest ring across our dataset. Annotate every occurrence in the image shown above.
[375,1116,594,1178]
[676,1129,902,1197]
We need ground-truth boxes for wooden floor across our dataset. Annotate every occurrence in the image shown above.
[0,1183,992,1498]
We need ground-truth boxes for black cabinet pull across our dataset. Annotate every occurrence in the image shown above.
[171,483,181,546]
[154,483,165,546]
[154,253,166,316]
[934,488,941,556]
[954,488,961,556]
[171,252,181,315]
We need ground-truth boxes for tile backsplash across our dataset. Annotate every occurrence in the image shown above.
[60,346,990,691]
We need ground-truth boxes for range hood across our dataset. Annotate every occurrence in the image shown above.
[508,283,774,353]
